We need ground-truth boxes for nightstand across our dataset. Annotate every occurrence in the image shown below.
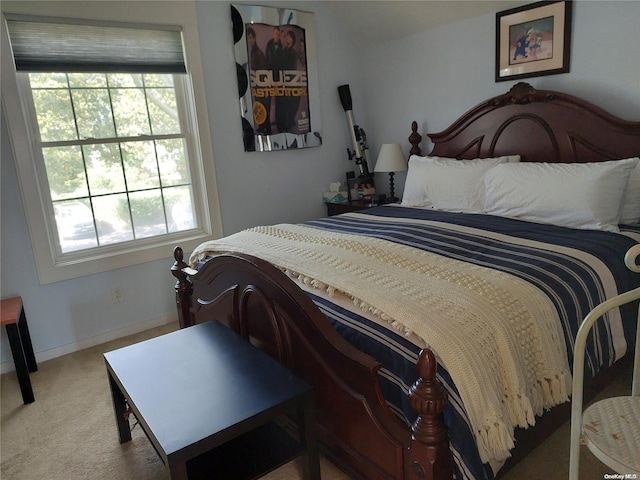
[325,200,373,217]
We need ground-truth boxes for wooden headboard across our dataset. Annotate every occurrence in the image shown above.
[409,82,640,163]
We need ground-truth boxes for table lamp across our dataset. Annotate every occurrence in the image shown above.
[374,143,407,203]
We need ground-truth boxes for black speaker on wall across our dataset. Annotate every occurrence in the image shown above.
[231,6,243,44]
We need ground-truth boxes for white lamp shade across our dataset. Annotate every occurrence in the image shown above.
[374,143,407,173]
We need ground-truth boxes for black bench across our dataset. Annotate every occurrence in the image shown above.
[104,320,320,479]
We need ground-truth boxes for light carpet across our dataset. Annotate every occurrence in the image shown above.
[1,323,630,479]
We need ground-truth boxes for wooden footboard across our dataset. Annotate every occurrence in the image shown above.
[171,247,453,480]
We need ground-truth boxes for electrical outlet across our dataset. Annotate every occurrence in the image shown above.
[111,285,124,304]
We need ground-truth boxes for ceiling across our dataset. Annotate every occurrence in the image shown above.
[330,1,527,45]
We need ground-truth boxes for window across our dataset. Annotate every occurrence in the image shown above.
[29,72,195,253]
[2,11,222,283]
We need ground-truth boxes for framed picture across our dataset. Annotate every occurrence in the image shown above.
[495,1,572,82]
[346,176,359,202]
[231,4,322,152]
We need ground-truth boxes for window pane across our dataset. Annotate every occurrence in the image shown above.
[54,199,97,252]
[93,194,134,245]
[111,88,151,136]
[121,141,160,190]
[67,73,107,88]
[29,73,68,88]
[31,89,77,142]
[108,73,143,88]
[143,74,174,87]
[129,190,167,238]
[166,186,195,232]
[72,89,116,139]
[43,146,88,200]
[83,144,126,196]
[157,139,189,186]
[147,88,180,134]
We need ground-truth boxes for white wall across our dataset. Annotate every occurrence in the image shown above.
[2,0,639,369]
[360,1,640,195]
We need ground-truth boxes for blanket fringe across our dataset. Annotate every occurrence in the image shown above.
[503,393,535,428]
[477,420,515,463]
[539,377,552,409]
[541,372,571,405]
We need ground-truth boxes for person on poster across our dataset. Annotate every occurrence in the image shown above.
[276,29,301,133]
[247,27,271,134]
[248,27,266,69]
[297,35,306,70]
[265,26,283,82]
[264,26,283,133]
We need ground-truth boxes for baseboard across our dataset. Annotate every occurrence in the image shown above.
[1,313,177,374]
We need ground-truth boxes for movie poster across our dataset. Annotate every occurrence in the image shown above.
[245,23,310,135]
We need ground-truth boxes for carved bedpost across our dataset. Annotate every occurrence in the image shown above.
[171,246,194,329]
[406,348,453,480]
[409,121,422,157]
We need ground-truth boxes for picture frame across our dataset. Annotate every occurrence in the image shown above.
[346,177,358,203]
[495,1,572,82]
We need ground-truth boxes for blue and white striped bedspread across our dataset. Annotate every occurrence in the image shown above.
[300,205,640,480]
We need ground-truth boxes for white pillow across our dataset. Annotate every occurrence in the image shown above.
[401,155,520,212]
[619,158,640,224]
[483,159,639,232]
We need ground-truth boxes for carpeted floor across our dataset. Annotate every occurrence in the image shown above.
[1,322,630,479]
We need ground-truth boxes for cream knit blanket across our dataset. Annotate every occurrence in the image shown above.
[191,224,571,463]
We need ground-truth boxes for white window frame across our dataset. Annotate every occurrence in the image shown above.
[1,3,222,284]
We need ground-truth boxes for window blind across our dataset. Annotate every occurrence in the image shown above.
[5,14,186,73]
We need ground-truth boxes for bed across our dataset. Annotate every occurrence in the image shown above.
[171,82,640,480]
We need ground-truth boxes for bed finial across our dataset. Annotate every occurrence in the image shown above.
[491,82,556,107]
[409,121,422,157]
[406,348,452,479]
[173,246,184,263]
[171,246,193,328]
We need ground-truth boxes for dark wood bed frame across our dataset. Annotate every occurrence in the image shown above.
[172,83,640,480]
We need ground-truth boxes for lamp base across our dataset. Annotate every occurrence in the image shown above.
[388,172,397,203]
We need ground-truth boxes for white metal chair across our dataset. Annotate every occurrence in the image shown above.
[569,244,640,479]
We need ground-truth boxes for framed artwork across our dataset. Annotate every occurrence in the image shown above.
[495,1,572,82]
[346,176,358,202]
[231,4,322,152]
